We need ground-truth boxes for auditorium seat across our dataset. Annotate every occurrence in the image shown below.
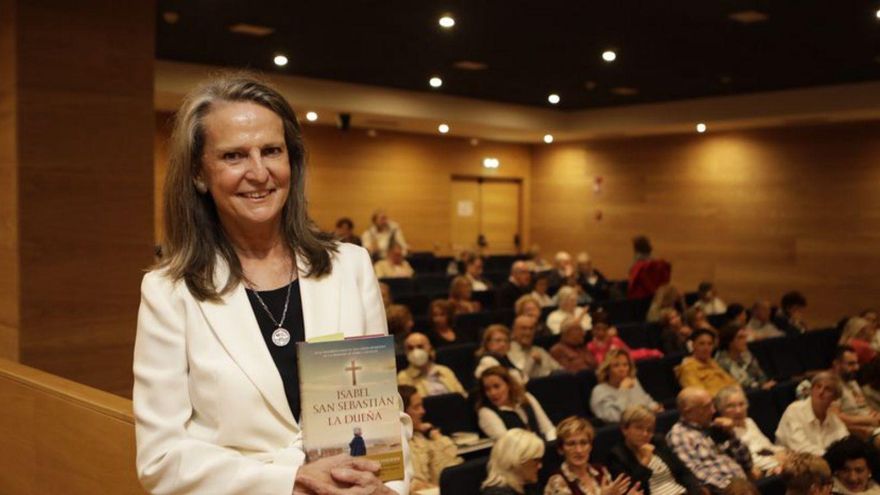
[798,327,842,371]
[527,372,590,424]
[395,293,429,316]
[435,342,479,390]
[472,289,497,310]
[637,354,684,406]
[600,298,652,325]
[485,255,521,273]
[771,380,799,419]
[616,322,651,349]
[538,439,563,487]
[423,393,479,435]
[439,457,487,495]
[406,253,438,274]
[454,311,495,341]
[414,273,450,295]
[591,425,623,464]
[379,277,415,296]
[745,387,780,441]
[758,336,804,379]
[655,409,680,434]
[534,333,560,350]
[755,474,785,495]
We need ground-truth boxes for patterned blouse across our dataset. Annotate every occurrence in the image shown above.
[715,350,769,390]
[544,462,609,495]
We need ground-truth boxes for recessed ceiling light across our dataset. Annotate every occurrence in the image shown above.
[273,54,288,67]
[728,10,769,24]
[439,16,455,28]
[696,123,707,133]
[162,11,180,24]
[305,111,318,122]
[229,23,275,36]
[543,134,554,144]
[482,157,500,169]
[610,87,639,96]
[470,138,480,146]
[602,50,617,62]
[876,8,880,19]
[547,94,560,104]
[367,129,378,138]
[453,60,488,71]
[429,76,443,88]
[438,124,450,134]
[584,81,598,91]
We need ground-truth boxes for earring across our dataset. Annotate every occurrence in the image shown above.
[193,179,208,194]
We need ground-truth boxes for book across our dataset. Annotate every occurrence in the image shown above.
[297,334,404,482]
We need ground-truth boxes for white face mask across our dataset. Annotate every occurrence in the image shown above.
[407,348,429,367]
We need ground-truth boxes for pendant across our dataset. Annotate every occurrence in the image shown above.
[272,327,291,347]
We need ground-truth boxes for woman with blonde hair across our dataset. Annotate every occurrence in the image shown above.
[476,366,556,441]
[839,317,877,365]
[516,294,551,337]
[545,416,641,495]
[547,286,592,334]
[590,349,661,423]
[449,275,481,315]
[646,285,685,324]
[482,428,546,495]
[475,324,528,383]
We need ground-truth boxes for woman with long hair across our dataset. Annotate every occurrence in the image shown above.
[476,366,556,441]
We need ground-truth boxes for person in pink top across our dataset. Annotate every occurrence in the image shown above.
[588,312,664,364]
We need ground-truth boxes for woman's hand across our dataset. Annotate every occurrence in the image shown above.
[619,377,636,390]
[636,443,655,466]
[600,473,638,495]
[293,454,392,495]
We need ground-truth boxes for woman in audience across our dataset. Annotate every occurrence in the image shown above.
[839,317,878,365]
[545,416,641,495]
[516,294,551,337]
[547,286,592,335]
[372,241,415,278]
[588,312,664,364]
[464,253,493,292]
[685,307,716,334]
[386,303,414,353]
[398,332,466,397]
[746,300,784,341]
[550,316,599,373]
[531,272,555,308]
[676,329,738,396]
[823,437,880,495]
[773,291,809,335]
[590,349,662,423]
[398,385,464,491]
[660,308,693,355]
[427,299,462,348]
[607,405,704,495]
[646,285,685,324]
[714,386,787,475]
[481,428,546,495]
[448,275,481,315]
[781,453,833,495]
[475,324,527,383]
[715,323,775,391]
[476,366,556,441]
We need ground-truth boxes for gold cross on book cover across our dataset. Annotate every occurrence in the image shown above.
[297,334,404,481]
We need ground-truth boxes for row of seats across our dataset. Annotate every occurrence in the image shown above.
[405,253,525,276]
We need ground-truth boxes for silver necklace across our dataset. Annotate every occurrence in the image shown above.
[247,264,294,347]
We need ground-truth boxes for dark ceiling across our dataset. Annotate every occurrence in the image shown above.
[156,1,880,110]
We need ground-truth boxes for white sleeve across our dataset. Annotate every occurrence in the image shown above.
[133,273,297,495]
[526,393,557,441]
[478,407,509,440]
[775,405,823,456]
[475,356,501,379]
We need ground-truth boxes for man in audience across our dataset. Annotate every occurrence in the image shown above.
[666,387,756,492]
[829,346,880,434]
[774,291,809,335]
[334,217,361,246]
[692,282,727,316]
[496,260,532,308]
[397,332,466,397]
[546,251,574,295]
[373,242,414,279]
[628,235,672,299]
[549,316,598,373]
[507,315,562,379]
[824,437,880,495]
[362,209,408,260]
[782,453,833,495]
[747,300,784,340]
[463,253,492,292]
[776,372,849,455]
[575,251,611,301]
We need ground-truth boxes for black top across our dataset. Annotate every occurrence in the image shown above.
[606,435,704,495]
[245,280,306,421]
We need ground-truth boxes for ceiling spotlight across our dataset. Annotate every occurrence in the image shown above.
[162,11,180,24]
[438,123,450,134]
[367,129,378,138]
[439,16,455,28]
[273,54,288,67]
[876,8,880,19]
[548,93,560,104]
[305,111,318,122]
[429,76,443,88]
[696,123,707,133]
[543,134,554,144]
[470,138,480,146]
[482,157,500,169]
[602,50,617,62]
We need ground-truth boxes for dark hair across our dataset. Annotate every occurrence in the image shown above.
[824,437,877,473]
[698,281,714,294]
[718,322,746,351]
[398,384,418,410]
[159,73,336,301]
[335,217,354,229]
[476,366,525,410]
[834,345,857,362]
[691,328,717,343]
[591,309,610,327]
[724,303,746,323]
[632,235,652,256]
[781,291,807,311]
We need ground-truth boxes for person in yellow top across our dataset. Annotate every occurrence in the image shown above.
[397,332,466,397]
[676,328,738,396]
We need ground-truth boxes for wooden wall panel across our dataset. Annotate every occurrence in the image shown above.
[531,122,880,325]
[0,359,145,495]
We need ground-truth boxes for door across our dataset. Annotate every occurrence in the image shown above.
[450,177,521,255]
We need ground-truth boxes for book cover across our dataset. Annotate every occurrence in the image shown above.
[297,335,404,481]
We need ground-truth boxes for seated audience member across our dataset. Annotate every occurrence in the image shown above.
[547,286,592,335]
[839,317,878,365]
[588,312,663,364]
[628,236,672,300]
[464,252,492,292]
[515,294,551,337]
[666,387,756,492]
[398,385,463,490]
[551,317,599,373]
[823,437,880,495]
[397,332,466,397]
[446,249,471,276]
[715,386,787,474]
[773,291,809,336]
[531,272,555,308]
[498,261,533,309]
[685,307,716,334]
[647,285,685,324]
[476,366,556,441]
[692,282,727,316]
[863,310,880,350]
[608,405,704,495]
[481,428,546,495]
[362,208,408,260]
[591,349,662,424]
[545,416,641,495]
[781,453,833,495]
[676,329,738,396]
[828,346,880,434]
[475,324,527,384]
[746,300,784,341]
[776,372,849,456]
[715,323,775,391]
[660,308,693,355]
[379,281,393,308]
[448,275,481,315]
[547,251,575,295]
[576,252,612,302]
[373,242,414,278]
[526,243,553,273]
[426,299,462,348]
[386,303,413,353]
[508,315,563,379]
[723,304,748,328]
[334,217,362,246]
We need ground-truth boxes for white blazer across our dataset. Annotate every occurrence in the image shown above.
[133,243,412,495]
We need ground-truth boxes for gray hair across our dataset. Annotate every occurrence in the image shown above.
[811,371,843,399]
[482,429,545,492]
[714,385,747,411]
